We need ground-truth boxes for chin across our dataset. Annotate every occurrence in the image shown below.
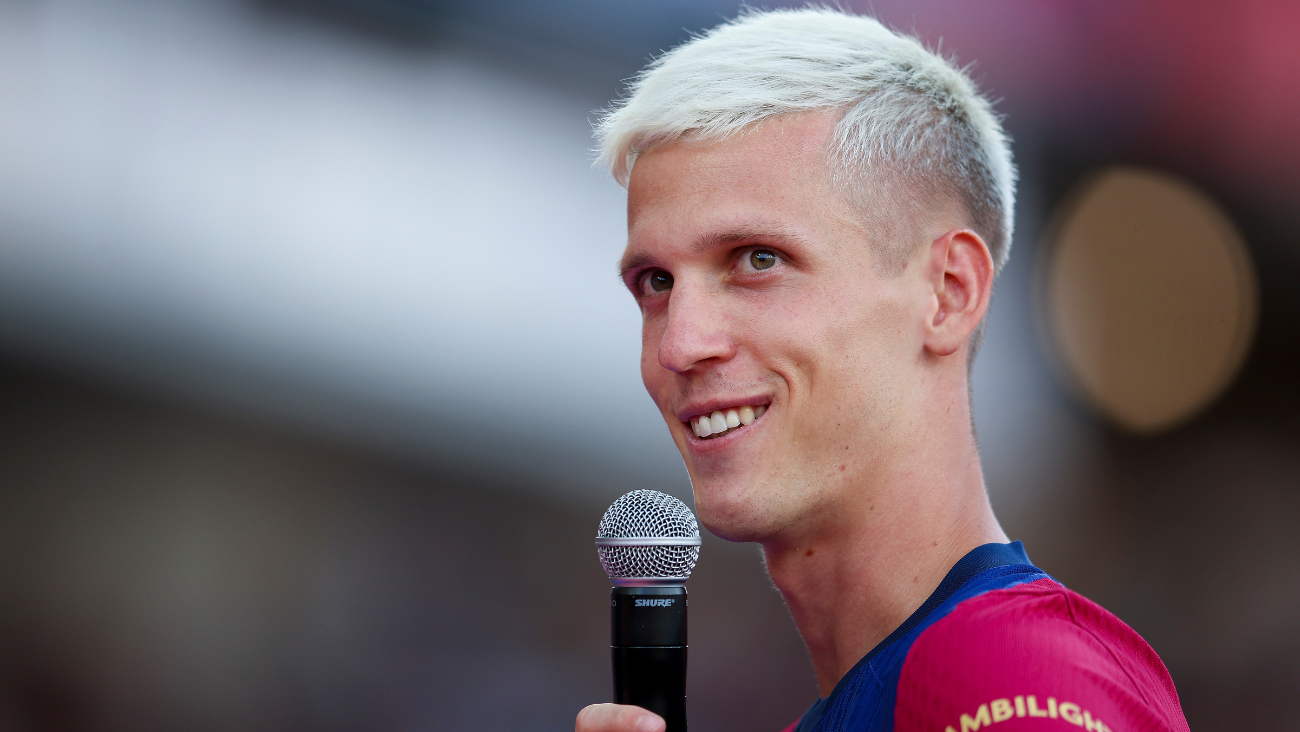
[689,473,782,543]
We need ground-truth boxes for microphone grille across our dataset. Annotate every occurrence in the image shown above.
[596,490,700,584]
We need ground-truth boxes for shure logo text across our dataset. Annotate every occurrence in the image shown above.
[635,598,676,607]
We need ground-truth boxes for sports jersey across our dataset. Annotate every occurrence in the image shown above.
[783,542,1188,732]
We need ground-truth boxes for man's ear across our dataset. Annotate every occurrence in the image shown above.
[923,228,995,358]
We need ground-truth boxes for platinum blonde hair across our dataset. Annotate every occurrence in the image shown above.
[595,7,1017,273]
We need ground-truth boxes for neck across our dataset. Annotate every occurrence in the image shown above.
[759,386,1007,698]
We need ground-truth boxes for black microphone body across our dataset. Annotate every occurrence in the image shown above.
[611,586,687,731]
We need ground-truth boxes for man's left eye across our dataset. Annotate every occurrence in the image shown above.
[748,249,780,270]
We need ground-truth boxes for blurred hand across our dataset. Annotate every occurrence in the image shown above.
[576,703,665,732]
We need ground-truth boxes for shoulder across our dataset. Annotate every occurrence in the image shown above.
[893,578,1188,732]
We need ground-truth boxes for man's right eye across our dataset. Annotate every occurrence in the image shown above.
[639,269,674,295]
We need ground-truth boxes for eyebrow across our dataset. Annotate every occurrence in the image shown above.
[619,221,808,276]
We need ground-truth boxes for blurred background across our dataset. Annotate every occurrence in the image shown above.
[1,0,1297,730]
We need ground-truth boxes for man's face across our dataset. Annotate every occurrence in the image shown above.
[622,111,941,544]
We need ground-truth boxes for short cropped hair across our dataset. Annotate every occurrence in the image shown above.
[596,8,1017,274]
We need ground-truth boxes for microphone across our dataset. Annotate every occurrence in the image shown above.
[595,490,702,732]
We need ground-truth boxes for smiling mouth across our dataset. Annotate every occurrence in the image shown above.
[687,405,768,440]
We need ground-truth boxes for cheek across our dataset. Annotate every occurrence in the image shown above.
[639,315,670,393]
[804,282,916,400]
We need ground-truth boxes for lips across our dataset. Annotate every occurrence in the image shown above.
[687,404,768,439]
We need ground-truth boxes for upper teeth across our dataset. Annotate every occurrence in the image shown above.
[692,405,767,438]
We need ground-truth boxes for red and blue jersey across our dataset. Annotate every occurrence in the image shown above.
[786,542,1189,732]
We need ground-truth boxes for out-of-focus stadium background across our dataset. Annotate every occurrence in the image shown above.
[1,1,1297,730]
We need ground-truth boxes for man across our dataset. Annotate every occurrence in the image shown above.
[578,9,1188,732]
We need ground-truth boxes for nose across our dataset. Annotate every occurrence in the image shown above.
[656,282,737,373]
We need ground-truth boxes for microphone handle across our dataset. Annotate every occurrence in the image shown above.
[611,586,687,732]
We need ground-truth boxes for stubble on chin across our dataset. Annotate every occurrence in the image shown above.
[690,470,805,544]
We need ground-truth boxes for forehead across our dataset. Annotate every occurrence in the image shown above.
[624,112,845,250]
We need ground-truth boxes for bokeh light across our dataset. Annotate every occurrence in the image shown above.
[1039,168,1257,433]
